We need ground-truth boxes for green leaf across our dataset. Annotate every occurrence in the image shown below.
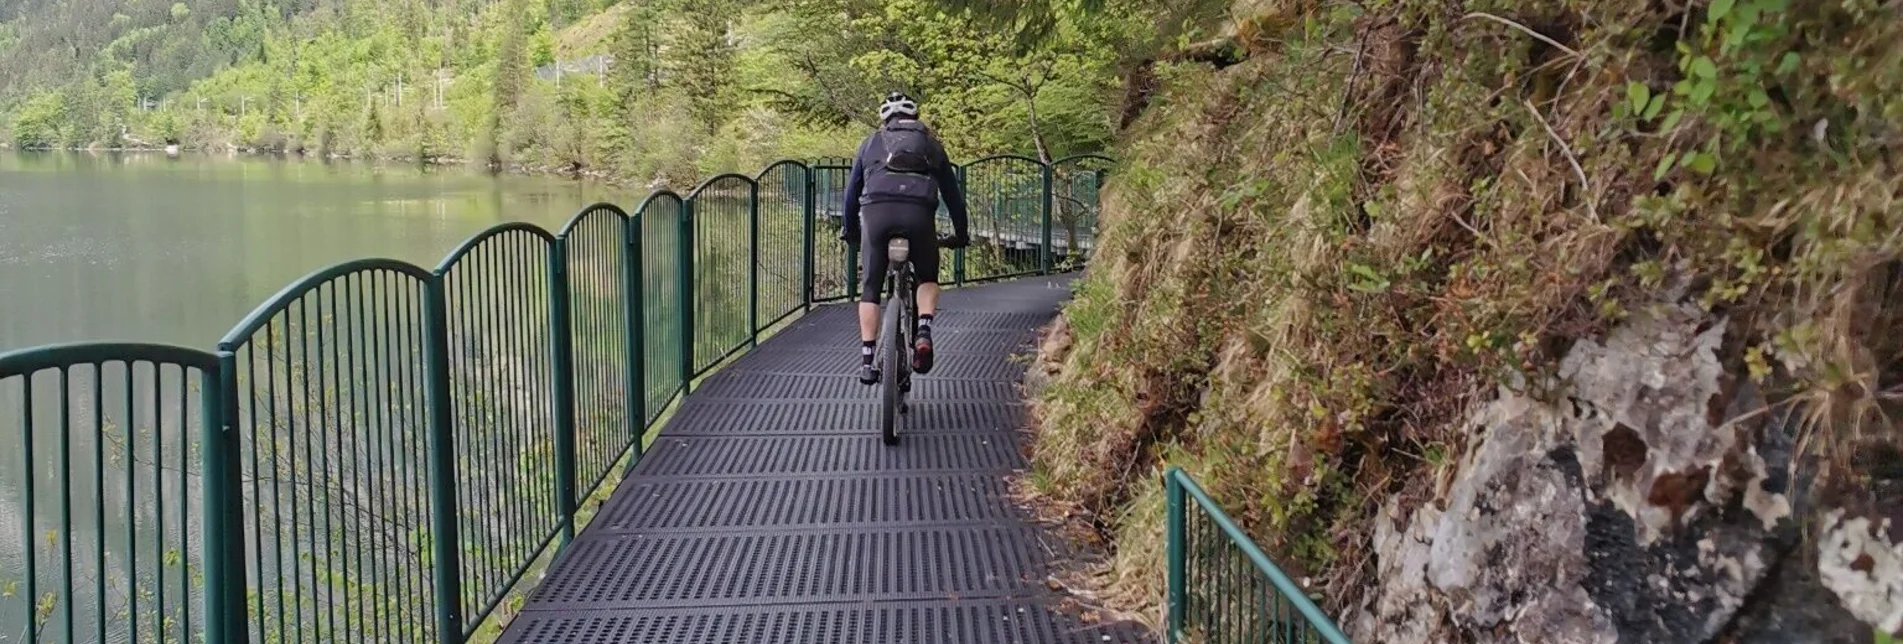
[1344,263,1390,293]
[1709,0,1736,22]
[1691,56,1718,79]
[1690,80,1717,105]
[1626,82,1651,115]
[1776,52,1801,75]
[1643,94,1667,120]
[1748,89,1770,108]
[1661,109,1685,132]
[1655,152,1679,180]
[1686,151,1717,174]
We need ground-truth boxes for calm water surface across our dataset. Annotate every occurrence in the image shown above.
[0,150,642,351]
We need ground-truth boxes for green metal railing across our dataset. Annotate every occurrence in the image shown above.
[1166,468,1350,643]
[0,154,1110,644]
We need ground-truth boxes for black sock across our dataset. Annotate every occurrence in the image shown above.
[861,340,876,366]
[918,314,933,333]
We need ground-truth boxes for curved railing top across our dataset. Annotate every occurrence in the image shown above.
[556,202,633,238]
[754,159,811,182]
[631,189,685,215]
[0,341,221,377]
[1052,153,1115,166]
[433,221,558,272]
[684,173,760,201]
[219,257,434,348]
[964,153,1046,167]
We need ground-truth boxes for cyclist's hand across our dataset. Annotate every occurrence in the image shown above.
[840,228,861,248]
[941,233,970,249]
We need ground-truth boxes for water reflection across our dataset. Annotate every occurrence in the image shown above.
[0,150,640,350]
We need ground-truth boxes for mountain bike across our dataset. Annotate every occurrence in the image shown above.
[873,233,959,445]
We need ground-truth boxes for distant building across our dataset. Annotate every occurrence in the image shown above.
[533,55,614,82]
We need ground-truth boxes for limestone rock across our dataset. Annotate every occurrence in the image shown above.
[1818,509,1903,634]
[1353,305,1873,643]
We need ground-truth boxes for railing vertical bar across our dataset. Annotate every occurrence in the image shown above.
[154,361,170,644]
[492,237,513,603]
[423,266,465,644]
[955,164,967,287]
[206,354,235,644]
[239,343,260,644]
[402,277,429,642]
[124,363,138,644]
[295,298,316,644]
[344,273,368,640]
[514,234,535,552]
[679,198,695,393]
[749,181,761,343]
[389,270,413,643]
[801,166,815,310]
[624,210,646,462]
[264,320,289,644]
[1166,469,1185,641]
[506,235,527,582]
[486,239,508,588]
[19,376,38,644]
[550,233,579,546]
[366,271,390,644]
[462,242,487,608]
[1040,161,1054,274]
[315,283,338,642]
[93,363,106,643]
[527,234,551,551]
[356,273,377,641]
[57,367,74,643]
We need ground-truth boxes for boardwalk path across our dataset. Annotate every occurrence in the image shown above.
[500,275,1155,643]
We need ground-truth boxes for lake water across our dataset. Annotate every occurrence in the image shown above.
[0,150,645,352]
[0,150,650,642]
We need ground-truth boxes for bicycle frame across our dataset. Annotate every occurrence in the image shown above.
[878,239,918,444]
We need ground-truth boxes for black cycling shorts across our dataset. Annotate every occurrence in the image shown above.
[858,201,940,304]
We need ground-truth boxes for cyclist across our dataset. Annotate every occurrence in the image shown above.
[840,91,970,385]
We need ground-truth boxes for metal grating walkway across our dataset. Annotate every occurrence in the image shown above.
[500,276,1155,643]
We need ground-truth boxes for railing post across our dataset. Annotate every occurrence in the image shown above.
[801,165,815,310]
[954,163,967,287]
[1039,160,1055,275]
[679,198,696,392]
[421,275,466,644]
[623,211,646,460]
[748,180,760,343]
[1166,467,1187,641]
[548,237,579,545]
[206,353,250,644]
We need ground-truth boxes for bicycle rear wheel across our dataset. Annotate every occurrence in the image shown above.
[879,289,903,445]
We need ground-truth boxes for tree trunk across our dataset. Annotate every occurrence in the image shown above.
[1021,78,1050,165]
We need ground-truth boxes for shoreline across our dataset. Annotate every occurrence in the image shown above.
[3,142,633,187]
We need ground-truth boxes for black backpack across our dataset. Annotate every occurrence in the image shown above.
[864,121,940,203]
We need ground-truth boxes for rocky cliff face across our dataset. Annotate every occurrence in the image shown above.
[1355,303,1897,643]
[1023,1,1903,640]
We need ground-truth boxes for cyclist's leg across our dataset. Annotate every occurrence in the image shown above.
[857,207,896,384]
[914,229,941,318]
[898,207,942,374]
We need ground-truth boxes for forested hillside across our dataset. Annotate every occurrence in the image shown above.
[0,0,1131,184]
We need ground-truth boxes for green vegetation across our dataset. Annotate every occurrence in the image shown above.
[0,0,1131,184]
[1028,0,1903,627]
